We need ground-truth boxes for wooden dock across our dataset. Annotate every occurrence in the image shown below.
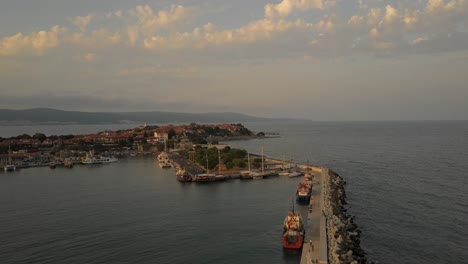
[300,167,328,264]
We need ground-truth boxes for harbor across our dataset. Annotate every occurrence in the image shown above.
[1,123,368,263]
[162,150,366,263]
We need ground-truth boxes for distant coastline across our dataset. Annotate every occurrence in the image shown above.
[0,108,301,125]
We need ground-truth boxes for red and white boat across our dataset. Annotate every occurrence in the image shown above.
[282,203,305,249]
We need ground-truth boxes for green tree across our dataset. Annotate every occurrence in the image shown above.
[168,128,176,139]
[225,161,234,170]
[16,134,32,139]
[32,133,47,142]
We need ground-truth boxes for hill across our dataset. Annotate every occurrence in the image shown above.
[0,108,282,125]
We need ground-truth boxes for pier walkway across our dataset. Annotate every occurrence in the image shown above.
[168,153,204,175]
[300,168,328,264]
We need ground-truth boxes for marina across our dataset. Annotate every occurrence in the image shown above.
[1,121,465,263]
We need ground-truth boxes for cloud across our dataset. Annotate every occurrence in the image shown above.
[129,5,195,37]
[0,0,467,60]
[265,0,324,19]
[0,26,66,56]
[71,15,93,32]
[83,53,96,62]
[143,19,313,50]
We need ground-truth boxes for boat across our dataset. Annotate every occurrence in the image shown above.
[251,147,266,180]
[157,140,172,168]
[64,159,74,168]
[240,152,253,179]
[288,171,302,178]
[296,177,313,203]
[159,161,172,168]
[192,173,217,182]
[4,164,16,172]
[81,150,118,165]
[252,171,263,180]
[49,162,56,169]
[3,144,16,172]
[282,202,305,249]
[176,167,192,182]
[303,160,313,179]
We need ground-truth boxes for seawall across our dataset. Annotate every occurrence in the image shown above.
[322,169,368,264]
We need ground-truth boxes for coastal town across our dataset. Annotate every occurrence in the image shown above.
[0,123,263,170]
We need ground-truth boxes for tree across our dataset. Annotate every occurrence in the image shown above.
[32,133,47,142]
[168,128,176,139]
[16,134,32,140]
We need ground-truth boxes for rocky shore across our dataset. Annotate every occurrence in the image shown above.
[323,169,369,264]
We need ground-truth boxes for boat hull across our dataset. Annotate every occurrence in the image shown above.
[176,175,192,182]
[296,193,311,203]
[282,231,304,249]
[4,165,16,172]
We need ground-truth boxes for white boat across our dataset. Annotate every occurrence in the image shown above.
[4,144,16,172]
[288,171,302,177]
[159,161,172,168]
[4,164,16,172]
[82,151,118,165]
[157,139,172,168]
[252,171,263,180]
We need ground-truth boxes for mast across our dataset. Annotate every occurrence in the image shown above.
[8,143,11,164]
[218,148,221,175]
[248,151,251,172]
[261,147,264,175]
[206,153,209,173]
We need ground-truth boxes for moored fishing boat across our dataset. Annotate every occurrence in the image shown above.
[296,177,312,202]
[282,203,305,249]
[81,150,118,165]
[176,167,192,182]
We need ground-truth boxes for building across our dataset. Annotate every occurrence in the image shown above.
[154,132,169,143]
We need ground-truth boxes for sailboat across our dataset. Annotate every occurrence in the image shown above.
[4,144,16,172]
[252,148,264,180]
[193,152,216,182]
[158,139,172,168]
[240,151,253,179]
[214,148,227,181]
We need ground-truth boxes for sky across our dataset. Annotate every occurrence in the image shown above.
[0,0,467,121]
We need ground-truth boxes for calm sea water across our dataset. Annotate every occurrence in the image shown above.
[1,121,467,263]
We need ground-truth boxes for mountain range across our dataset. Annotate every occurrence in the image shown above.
[0,108,286,125]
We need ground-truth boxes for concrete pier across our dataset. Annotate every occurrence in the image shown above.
[300,167,328,264]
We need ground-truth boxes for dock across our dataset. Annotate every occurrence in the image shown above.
[300,167,328,264]
[168,153,205,176]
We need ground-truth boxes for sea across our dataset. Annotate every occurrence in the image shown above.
[0,121,467,264]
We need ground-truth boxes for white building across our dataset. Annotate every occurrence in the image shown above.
[154,132,169,143]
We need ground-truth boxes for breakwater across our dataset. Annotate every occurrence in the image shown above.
[322,169,368,264]
[167,151,369,263]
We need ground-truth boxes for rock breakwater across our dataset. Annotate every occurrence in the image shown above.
[323,169,369,264]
